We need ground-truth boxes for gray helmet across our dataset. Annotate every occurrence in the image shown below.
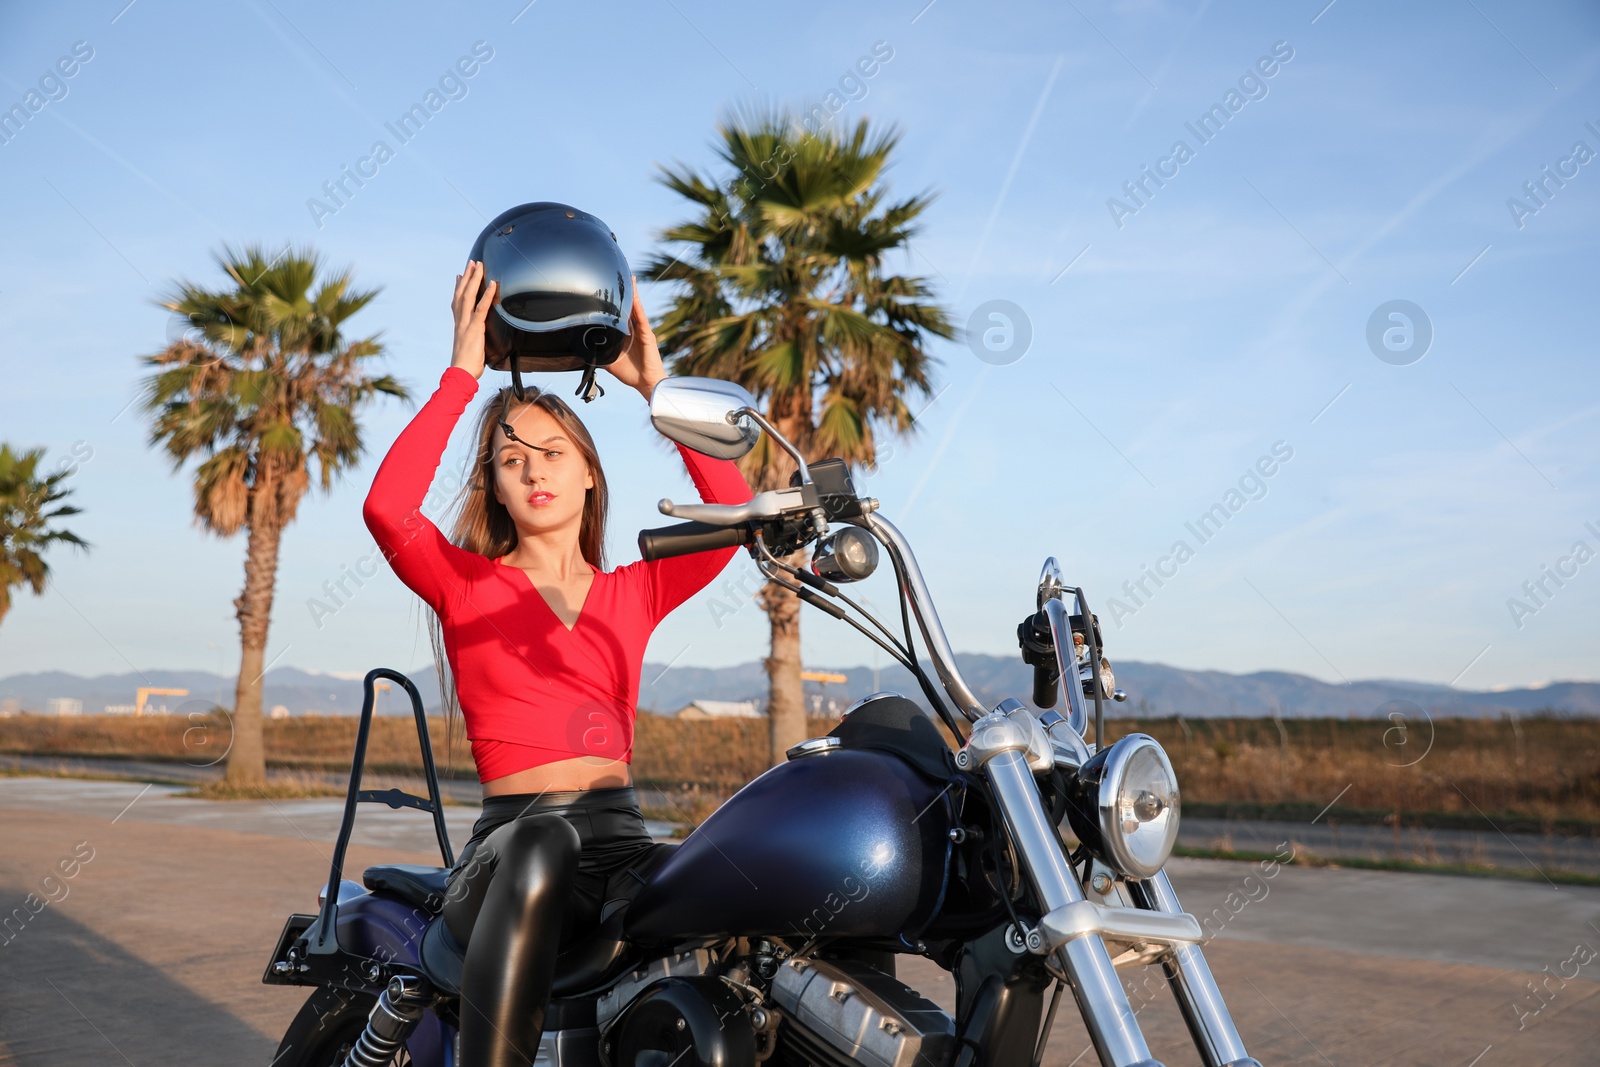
[468,202,634,402]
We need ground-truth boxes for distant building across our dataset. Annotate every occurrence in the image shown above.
[46,698,82,717]
[269,705,291,719]
[0,698,21,716]
[674,699,763,720]
[104,704,137,715]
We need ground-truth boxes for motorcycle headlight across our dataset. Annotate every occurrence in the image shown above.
[1064,733,1180,880]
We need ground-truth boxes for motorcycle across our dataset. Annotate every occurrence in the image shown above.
[263,376,1263,1067]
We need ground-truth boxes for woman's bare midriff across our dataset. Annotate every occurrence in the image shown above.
[481,754,633,797]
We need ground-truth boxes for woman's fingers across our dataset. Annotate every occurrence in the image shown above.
[454,262,493,328]
[452,261,481,316]
[629,275,646,322]
[474,279,497,321]
[628,279,655,343]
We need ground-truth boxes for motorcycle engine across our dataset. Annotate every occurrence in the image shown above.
[769,958,955,1067]
[604,974,758,1067]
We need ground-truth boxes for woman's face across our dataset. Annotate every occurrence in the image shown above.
[489,403,594,540]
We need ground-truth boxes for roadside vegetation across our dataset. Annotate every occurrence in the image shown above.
[1,711,1594,832]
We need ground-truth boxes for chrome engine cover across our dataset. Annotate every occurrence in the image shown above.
[770,957,954,1067]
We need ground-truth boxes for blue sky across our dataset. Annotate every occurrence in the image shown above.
[1,0,1596,697]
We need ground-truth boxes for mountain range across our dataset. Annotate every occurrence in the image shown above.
[2,654,1596,720]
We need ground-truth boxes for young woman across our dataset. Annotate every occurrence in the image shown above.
[362,260,752,1067]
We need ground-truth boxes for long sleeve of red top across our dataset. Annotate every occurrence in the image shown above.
[361,366,753,775]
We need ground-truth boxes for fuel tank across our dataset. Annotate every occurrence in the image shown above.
[625,747,954,943]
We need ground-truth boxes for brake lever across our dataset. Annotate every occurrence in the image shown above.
[657,486,808,524]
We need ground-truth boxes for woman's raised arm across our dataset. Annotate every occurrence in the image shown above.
[642,442,754,622]
[602,277,755,620]
[362,261,498,612]
[362,367,481,612]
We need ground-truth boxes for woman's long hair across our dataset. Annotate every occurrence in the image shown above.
[427,383,610,773]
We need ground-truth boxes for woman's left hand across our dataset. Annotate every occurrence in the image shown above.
[605,276,668,401]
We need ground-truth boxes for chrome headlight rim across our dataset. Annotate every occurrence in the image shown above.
[1065,733,1181,880]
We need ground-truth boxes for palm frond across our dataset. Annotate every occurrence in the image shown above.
[649,108,950,487]
[137,244,406,539]
[0,442,90,605]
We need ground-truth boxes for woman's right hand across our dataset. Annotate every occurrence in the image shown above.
[451,259,498,380]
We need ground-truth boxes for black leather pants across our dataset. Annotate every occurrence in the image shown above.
[439,787,656,1067]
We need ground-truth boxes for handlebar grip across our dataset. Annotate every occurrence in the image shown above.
[638,520,750,562]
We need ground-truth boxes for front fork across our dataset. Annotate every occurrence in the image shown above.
[1129,872,1258,1067]
[960,706,1260,1067]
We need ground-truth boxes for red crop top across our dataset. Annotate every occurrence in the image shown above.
[362,366,752,782]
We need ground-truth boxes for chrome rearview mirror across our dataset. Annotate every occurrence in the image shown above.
[1037,556,1065,610]
[649,377,762,459]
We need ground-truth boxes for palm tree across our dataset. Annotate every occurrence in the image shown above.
[0,444,89,632]
[642,110,956,765]
[140,244,406,787]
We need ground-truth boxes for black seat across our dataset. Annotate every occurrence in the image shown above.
[363,864,451,912]
[360,842,677,998]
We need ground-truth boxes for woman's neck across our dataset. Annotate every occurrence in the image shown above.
[499,533,591,577]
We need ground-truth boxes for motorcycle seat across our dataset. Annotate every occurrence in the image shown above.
[362,863,450,912]
[362,843,677,998]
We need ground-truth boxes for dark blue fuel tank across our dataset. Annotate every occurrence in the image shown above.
[625,747,954,943]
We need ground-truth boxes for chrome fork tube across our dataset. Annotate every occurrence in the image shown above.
[985,749,1160,1067]
[1129,872,1259,1067]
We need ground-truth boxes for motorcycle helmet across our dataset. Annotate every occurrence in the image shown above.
[468,202,634,403]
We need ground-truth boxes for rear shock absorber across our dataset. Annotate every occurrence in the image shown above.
[342,974,433,1067]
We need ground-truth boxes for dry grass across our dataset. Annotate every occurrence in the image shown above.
[4,711,1595,826]
[1102,715,1600,827]
[186,771,347,800]
[0,710,836,779]
[631,715,840,790]
[0,711,462,774]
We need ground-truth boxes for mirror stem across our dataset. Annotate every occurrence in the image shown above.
[734,406,811,484]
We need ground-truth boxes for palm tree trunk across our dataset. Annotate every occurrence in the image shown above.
[760,546,809,766]
[226,490,284,787]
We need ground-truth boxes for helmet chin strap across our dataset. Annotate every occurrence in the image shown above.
[573,327,609,403]
[574,363,604,404]
[506,330,613,404]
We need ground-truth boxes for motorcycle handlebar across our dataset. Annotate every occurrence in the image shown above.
[638,520,752,562]
[1032,662,1060,709]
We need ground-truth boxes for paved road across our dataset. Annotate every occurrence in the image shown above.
[2,777,1598,1065]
